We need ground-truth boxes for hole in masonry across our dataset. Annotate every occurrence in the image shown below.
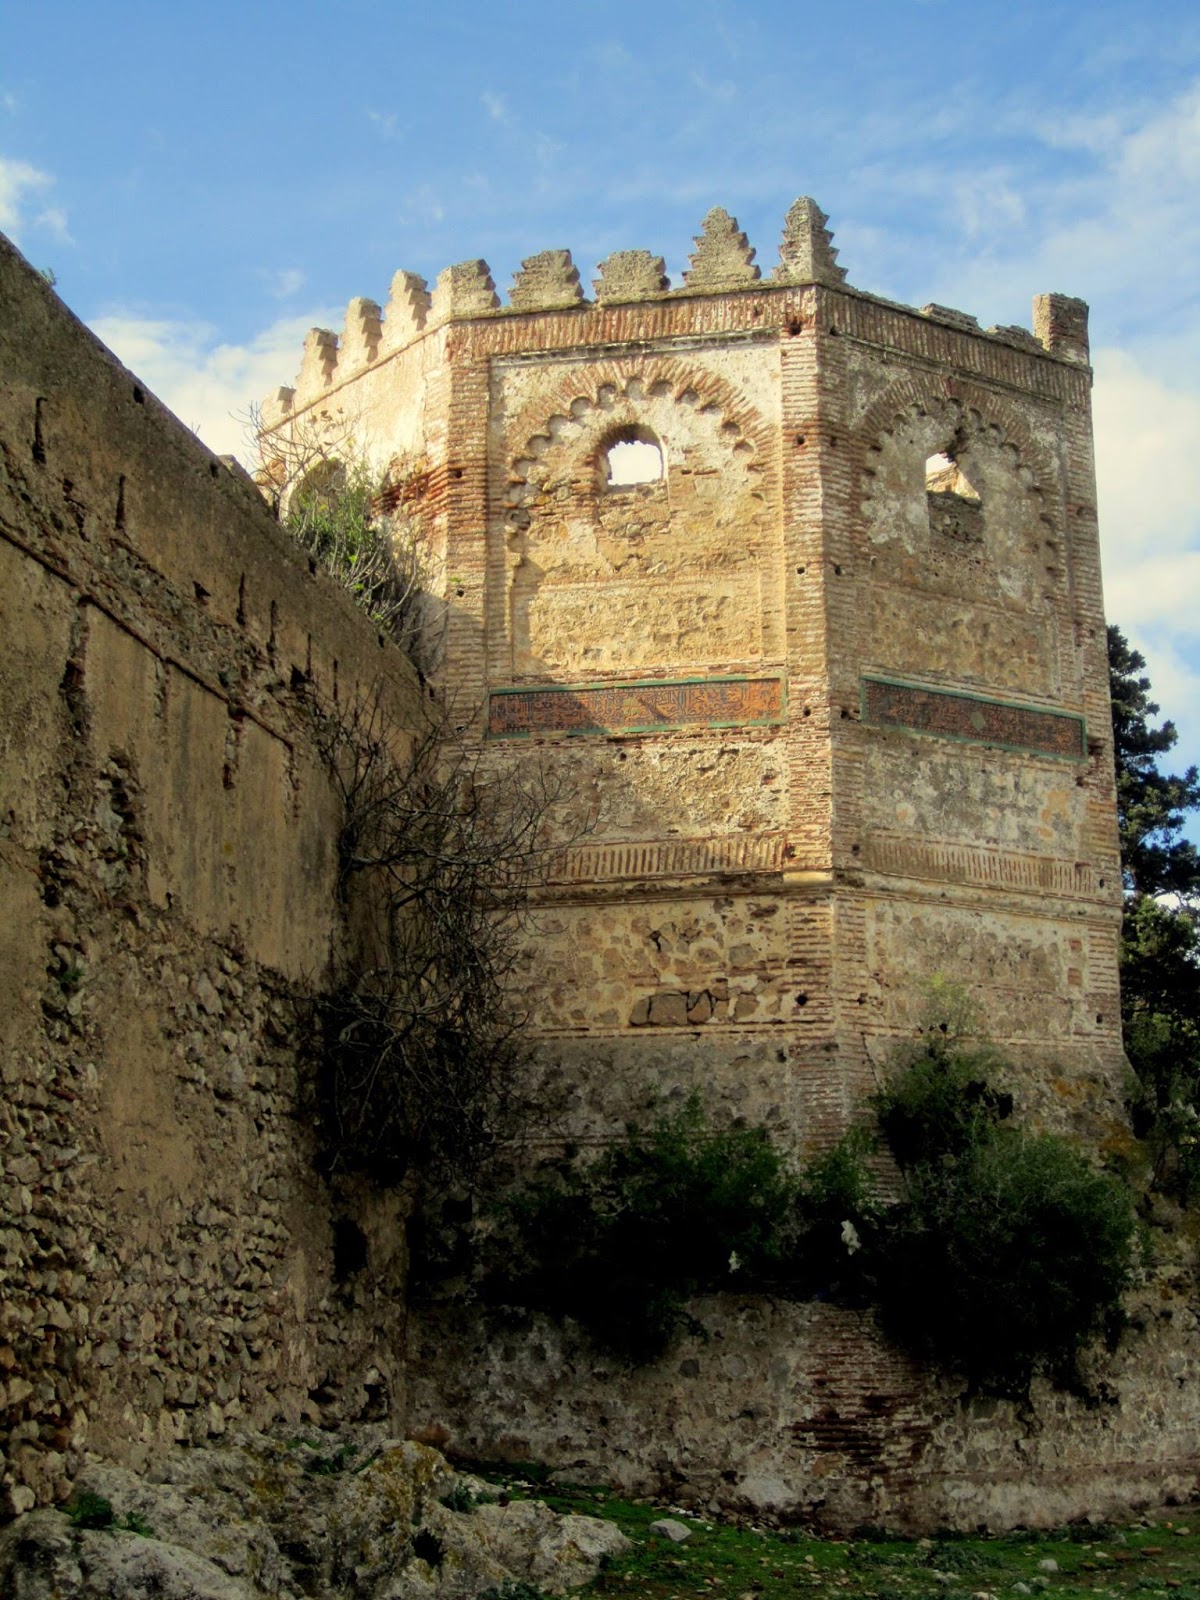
[603,431,664,487]
[333,1218,368,1281]
[925,450,981,501]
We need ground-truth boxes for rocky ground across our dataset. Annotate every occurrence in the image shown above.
[0,1428,629,1599]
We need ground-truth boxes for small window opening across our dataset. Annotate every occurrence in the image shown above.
[926,450,983,542]
[604,435,663,488]
[925,452,979,501]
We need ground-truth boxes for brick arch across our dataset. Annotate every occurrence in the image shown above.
[505,356,774,492]
[854,375,1062,519]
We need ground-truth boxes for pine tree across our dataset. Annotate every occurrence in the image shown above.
[1108,625,1200,898]
[1109,626,1200,1190]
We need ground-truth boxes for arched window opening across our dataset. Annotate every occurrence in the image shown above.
[603,431,664,489]
[926,450,982,542]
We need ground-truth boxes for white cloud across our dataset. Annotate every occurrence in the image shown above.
[2,92,19,116]
[1124,634,1200,779]
[0,154,52,238]
[259,266,306,299]
[688,71,736,103]
[367,108,399,140]
[931,80,1200,335]
[87,308,339,462]
[1093,345,1200,776]
[397,185,445,225]
[481,91,508,123]
[35,205,72,244]
[1094,349,1200,564]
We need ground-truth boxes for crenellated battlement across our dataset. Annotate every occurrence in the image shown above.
[269,196,1090,417]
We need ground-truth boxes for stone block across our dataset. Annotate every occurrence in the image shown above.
[682,207,760,292]
[431,259,500,320]
[773,195,847,285]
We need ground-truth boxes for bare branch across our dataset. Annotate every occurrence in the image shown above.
[308,689,583,1190]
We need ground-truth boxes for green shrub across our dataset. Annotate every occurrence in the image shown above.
[497,1098,796,1360]
[479,1024,1136,1391]
[873,1037,1011,1167]
[873,1047,1136,1393]
[67,1492,114,1530]
[440,1482,495,1513]
[787,1127,881,1300]
[63,1494,153,1536]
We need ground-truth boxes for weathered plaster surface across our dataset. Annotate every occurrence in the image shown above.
[0,233,422,1516]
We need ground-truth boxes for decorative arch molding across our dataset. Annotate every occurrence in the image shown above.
[490,356,781,684]
[855,376,1064,526]
[502,356,774,502]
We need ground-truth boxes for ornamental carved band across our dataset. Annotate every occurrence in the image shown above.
[488,675,786,738]
[861,676,1086,759]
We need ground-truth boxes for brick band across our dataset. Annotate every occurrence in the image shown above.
[862,676,1086,758]
[488,675,785,737]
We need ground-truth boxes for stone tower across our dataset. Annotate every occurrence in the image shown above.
[264,197,1122,1146]
[263,200,1131,1526]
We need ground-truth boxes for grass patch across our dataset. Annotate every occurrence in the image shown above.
[471,1466,1200,1600]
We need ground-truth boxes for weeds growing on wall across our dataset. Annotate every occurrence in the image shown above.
[488,1097,879,1361]
[490,1036,1136,1394]
[246,402,435,668]
[284,455,428,657]
[871,1033,1136,1395]
[311,692,570,1189]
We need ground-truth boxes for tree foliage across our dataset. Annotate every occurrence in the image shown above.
[873,1035,1135,1394]
[1109,626,1200,1194]
[1108,625,1200,899]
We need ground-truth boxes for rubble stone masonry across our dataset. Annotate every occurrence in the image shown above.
[0,234,421,1517]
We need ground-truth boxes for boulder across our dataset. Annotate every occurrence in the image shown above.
[0,1429,630,1599]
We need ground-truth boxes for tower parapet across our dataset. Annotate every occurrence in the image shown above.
[270,197,1090,422]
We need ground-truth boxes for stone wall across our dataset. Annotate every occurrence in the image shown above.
[409,1267,1200,1535]
[0,232,422,1516]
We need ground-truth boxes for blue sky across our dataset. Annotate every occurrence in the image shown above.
[3,0,1199,796]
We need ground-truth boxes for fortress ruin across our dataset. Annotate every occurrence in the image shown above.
[1,201,1196,1537]
[261,197,1123,1158]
